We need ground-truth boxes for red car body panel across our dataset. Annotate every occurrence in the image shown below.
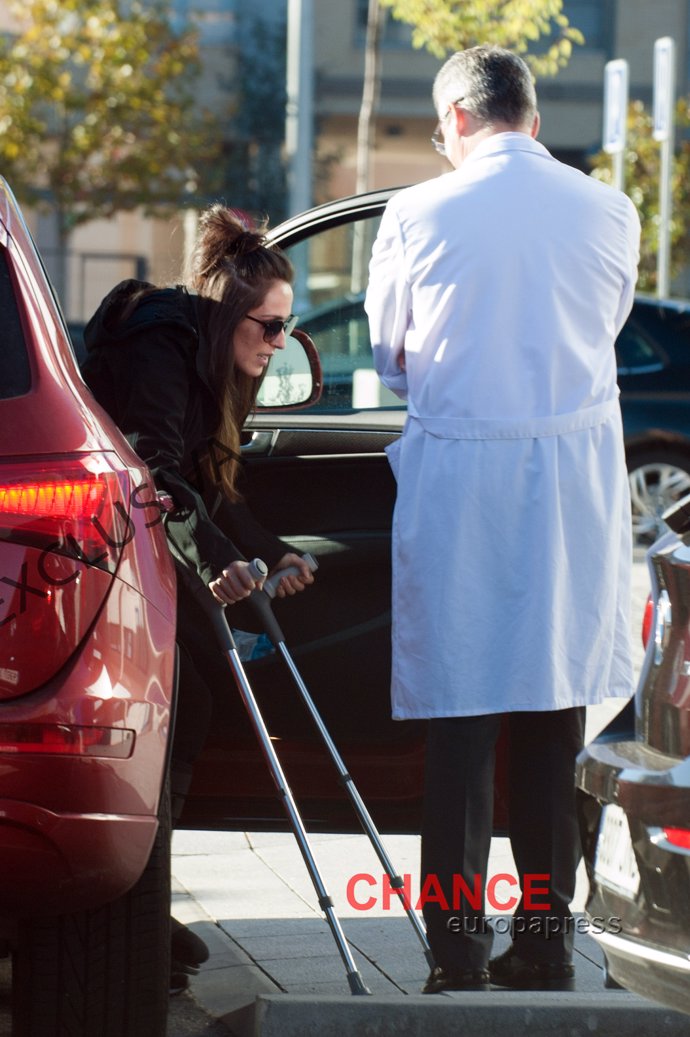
[0,180,177,921]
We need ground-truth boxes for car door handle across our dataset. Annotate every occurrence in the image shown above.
[241,430,275,456]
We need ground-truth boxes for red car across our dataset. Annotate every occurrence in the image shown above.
[0,177,179,1033]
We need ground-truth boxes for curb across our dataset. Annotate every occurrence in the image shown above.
[246,991,690,1037]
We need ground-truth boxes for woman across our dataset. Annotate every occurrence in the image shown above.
[81,204,314,989]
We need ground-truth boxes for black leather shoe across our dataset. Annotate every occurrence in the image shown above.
[489,946,575,991]
[170,918,209,996]
[422,965,491,993]
[171,917,210,973]
[169,971,189,997]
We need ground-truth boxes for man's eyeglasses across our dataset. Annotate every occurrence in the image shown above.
[245,313,299,342]
[431,97,465,155]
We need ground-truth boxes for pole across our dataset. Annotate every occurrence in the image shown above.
[350,0,385,301]
[355,0,384,196]
[286,0,314,218]
[602,59,628,193]
[653,37,675,299]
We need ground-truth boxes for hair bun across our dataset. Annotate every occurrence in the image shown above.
[230,228,266,258]
[192,204,269,280]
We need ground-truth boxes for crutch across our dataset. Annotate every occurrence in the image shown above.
[175,557,372,996]
[247,554,434,970]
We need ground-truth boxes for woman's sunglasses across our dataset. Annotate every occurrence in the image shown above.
[245,313,299,342]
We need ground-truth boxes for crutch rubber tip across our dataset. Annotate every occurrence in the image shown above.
[348,973,372,996]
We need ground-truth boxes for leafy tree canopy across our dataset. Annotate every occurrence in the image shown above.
[590,99,690,292]
[380,0,584,77]
[0,0,222,240]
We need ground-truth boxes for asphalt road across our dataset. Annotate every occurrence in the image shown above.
[167,991,232,1036]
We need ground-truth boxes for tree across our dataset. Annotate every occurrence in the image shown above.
[379,0,583,77]
[590,99,690,292]
[0,0,222,294]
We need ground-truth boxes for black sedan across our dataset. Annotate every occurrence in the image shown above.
[576,494,690,1015]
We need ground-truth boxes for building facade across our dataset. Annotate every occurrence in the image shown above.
[1,0,688,316]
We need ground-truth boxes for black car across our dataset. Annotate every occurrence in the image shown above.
[618,299,690,549]
[576,494,690,1015]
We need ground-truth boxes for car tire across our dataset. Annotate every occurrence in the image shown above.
[11,778,171,1037]
[627,447,690,551]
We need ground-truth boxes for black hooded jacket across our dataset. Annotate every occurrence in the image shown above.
[81,279,286,587]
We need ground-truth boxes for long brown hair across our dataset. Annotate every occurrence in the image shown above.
[190,205,294,501]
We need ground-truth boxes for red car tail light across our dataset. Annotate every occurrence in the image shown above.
[662,827,690,850]
[0,722,134,758]
[0,454,132,699]
[0,456,130,567]
[642,594,654,648]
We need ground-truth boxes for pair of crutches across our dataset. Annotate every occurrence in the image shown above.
[181,551,433,995]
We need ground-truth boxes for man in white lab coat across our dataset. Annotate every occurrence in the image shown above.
[365,46,640,994]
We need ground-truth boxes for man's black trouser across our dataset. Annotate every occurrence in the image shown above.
[421,706,585,971]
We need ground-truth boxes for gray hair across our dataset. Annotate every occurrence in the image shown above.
[432,45,537,129]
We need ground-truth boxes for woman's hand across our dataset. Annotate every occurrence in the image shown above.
[209,559,265,605]
[269,553,316,598]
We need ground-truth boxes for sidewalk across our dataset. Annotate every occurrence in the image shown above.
[169,561,670,1035]
[171,827,688,1037]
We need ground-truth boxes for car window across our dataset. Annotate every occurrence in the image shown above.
[285,215,404,412]
[615,319,664,375]
[0,248,32,399]
[631,300,690,355]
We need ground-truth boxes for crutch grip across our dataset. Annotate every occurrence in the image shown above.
[262,552,319,598]
[246,554,319,647]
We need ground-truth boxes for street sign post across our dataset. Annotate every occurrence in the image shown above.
[603,59,629,191]
[653,37,675,298]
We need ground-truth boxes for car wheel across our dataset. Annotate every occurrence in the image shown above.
[627,449,690,551]
[11,779,171,1037]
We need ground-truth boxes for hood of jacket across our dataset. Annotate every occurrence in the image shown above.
[84,279,198,348]
[83,278,217,394]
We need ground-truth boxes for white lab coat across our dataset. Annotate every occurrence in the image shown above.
[365,133,640,719]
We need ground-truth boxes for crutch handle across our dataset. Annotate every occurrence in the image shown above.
[247,558,269,583]
[244,554,318,648]
[261,552,319,598]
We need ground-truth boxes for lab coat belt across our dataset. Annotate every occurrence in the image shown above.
[407,397,620,440]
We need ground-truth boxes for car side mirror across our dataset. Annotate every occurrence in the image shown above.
[255,328,323,410]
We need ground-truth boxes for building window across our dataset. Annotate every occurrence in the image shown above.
[563,0,611,52]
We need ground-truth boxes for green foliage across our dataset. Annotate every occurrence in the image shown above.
[379,0,583,77]
[0,0,222,239]
[590,99,690,292]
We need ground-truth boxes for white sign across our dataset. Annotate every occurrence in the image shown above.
[603,59,629,154]
[594,804,641,899]
[653,37,675,142]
